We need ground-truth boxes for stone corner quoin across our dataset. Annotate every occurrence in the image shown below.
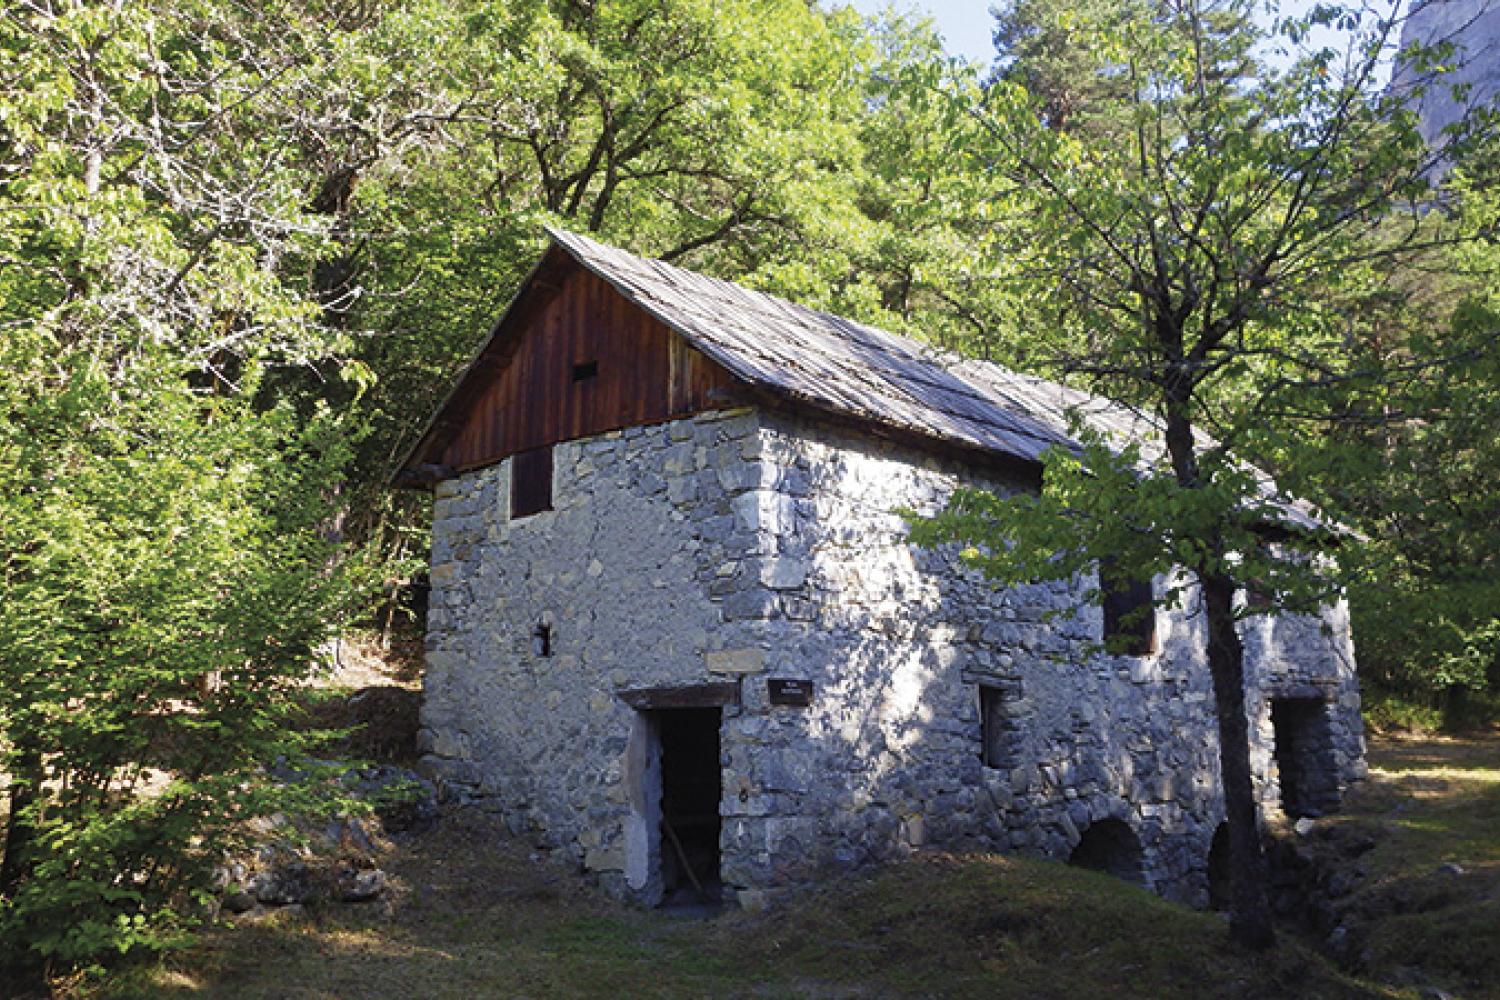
[418,404,1365,910]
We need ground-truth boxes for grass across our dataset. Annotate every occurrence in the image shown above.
[87,731,1500,1000]
[100,821,1380,1000]
[1320,731,1500,998]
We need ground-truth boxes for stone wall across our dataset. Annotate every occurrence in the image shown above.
[419,406,1365,910]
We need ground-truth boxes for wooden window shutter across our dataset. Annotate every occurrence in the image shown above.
[510,446,553,519]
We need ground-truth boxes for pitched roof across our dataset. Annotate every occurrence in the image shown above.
[545,228,1078,465]
[403,228,1324,532]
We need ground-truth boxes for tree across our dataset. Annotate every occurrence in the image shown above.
[287,0,887,570]
[0,0,373,978]
[989,0,1140,138]
[1280,149,1500,729]
[911,0,1485,947]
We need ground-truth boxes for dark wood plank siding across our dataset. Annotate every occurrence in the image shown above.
[440,267,739,472]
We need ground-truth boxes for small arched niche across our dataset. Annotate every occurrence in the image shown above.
[1067,818,1147,887]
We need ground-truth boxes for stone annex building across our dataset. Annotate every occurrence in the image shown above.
[398,229,1367,910]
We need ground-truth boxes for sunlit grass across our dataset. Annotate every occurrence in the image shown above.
[104,834,1386,1000]
[1328,734,1500,997]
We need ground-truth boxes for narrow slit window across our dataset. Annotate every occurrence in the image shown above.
[1100,564,1157,656]
[571,359,599,382]
[510,445,553,519]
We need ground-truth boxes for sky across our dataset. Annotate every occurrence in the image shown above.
[840,0,1385,76]
[845,0,999,67]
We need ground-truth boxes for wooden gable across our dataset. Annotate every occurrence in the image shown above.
[402,252,741,483]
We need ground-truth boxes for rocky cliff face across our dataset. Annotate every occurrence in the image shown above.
[1393,0,1500,148]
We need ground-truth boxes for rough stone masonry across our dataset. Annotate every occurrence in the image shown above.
[418,405,1365,910]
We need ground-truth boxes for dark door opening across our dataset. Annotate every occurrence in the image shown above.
[1270,697,1340,818]
[657,708,722,906]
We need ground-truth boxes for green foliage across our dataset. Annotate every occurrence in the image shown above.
[990,0,1144,139]
[909,0,1491,945]
[0,337,373,973]
[1263,140,1500,725]
[0,0,375,977]
[908,433,1338,634]
[926,0,1494,647]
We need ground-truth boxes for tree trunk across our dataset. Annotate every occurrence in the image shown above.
[1202,569,1276,949]
[1160,380,1275,948]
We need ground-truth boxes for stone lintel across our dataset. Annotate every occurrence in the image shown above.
[705,647,766,675]
[614,681,740,710]
[1268,680,1338,701]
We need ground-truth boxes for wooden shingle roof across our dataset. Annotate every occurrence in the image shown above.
[401,228,1324,532]
[545,228,1078,465]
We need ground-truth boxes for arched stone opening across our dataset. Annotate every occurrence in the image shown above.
[1067,818,1147,886]
[1207,822,1232,910]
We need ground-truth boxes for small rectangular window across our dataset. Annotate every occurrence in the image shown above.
[979,685,1015,769]
[571,360,599,382]
[510,445,553,519]
[1100,564,1156,656]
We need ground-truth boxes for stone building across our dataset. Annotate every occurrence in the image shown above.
[397,229,1366,910]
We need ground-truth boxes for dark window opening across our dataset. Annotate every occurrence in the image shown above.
[1271,697,1340,818]
[1207,822,1232,910]
[1100,564,1157,656]
[571,359,599,382]
[1068,818,1147,886]
[979,685,1019,770]
[657,708,722,906]
[510,445,553,519]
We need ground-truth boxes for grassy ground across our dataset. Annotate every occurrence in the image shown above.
[89,731,1499,1000]
[1320,731,1500,998]
[106,816,1375,1000]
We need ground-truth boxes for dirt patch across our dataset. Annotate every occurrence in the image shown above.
[320,632,424,690]
[294,631,425,765]
[301,685,424,765]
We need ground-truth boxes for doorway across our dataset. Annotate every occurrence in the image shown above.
[656,708,723,906]
[1207,822,1231,910]
[1270,697,1339,818]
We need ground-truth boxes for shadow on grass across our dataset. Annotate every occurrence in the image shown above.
[100,733,1500,1000]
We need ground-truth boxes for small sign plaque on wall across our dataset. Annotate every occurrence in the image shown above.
[767,678,813,707]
